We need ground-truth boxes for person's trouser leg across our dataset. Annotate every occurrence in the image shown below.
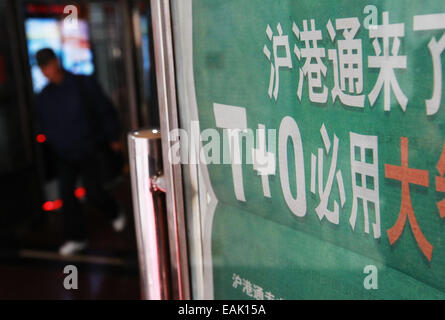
[58,159,88,241]
[81,155,119,221]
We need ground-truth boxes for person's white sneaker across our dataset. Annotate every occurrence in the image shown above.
[112,213,126,232]
[59,241,88,256]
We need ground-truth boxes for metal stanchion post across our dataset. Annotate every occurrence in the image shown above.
[128,129,171,300]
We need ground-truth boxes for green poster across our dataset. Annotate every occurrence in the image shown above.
[188,0,445,299]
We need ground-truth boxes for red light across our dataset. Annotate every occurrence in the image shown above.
[53,199,63,210]
[75,187,86,199]
[42,201,54,212]
[36,134,46,143]
[42,199,63,212]
[26,4,67,15]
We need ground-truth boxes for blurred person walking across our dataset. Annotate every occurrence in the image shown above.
[34,48,126,256]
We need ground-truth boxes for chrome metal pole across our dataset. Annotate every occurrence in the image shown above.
[128,129,171,300]
[150,0,191,300]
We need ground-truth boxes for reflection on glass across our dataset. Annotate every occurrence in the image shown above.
[25,18,94,93]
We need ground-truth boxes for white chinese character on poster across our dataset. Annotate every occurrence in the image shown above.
[232,274,280,300]
[264,291,275,300]
[264,23,293,100]
[413,13,445,115]
[242,279,254,297]
[327,17,365,108]
[293,19,328,103]
[349,132,381,239]
[232,273,242,288]
[252,284,264,300]
[311,124,346,225]
[368,12,408,112]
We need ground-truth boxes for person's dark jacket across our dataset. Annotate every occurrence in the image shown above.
[35,71,120,161]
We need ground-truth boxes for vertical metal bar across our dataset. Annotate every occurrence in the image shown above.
[128,129,171,300]
[119,0,140,129]
[150,0,191,300]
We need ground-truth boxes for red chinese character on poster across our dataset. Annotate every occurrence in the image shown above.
[385,137,433,261]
